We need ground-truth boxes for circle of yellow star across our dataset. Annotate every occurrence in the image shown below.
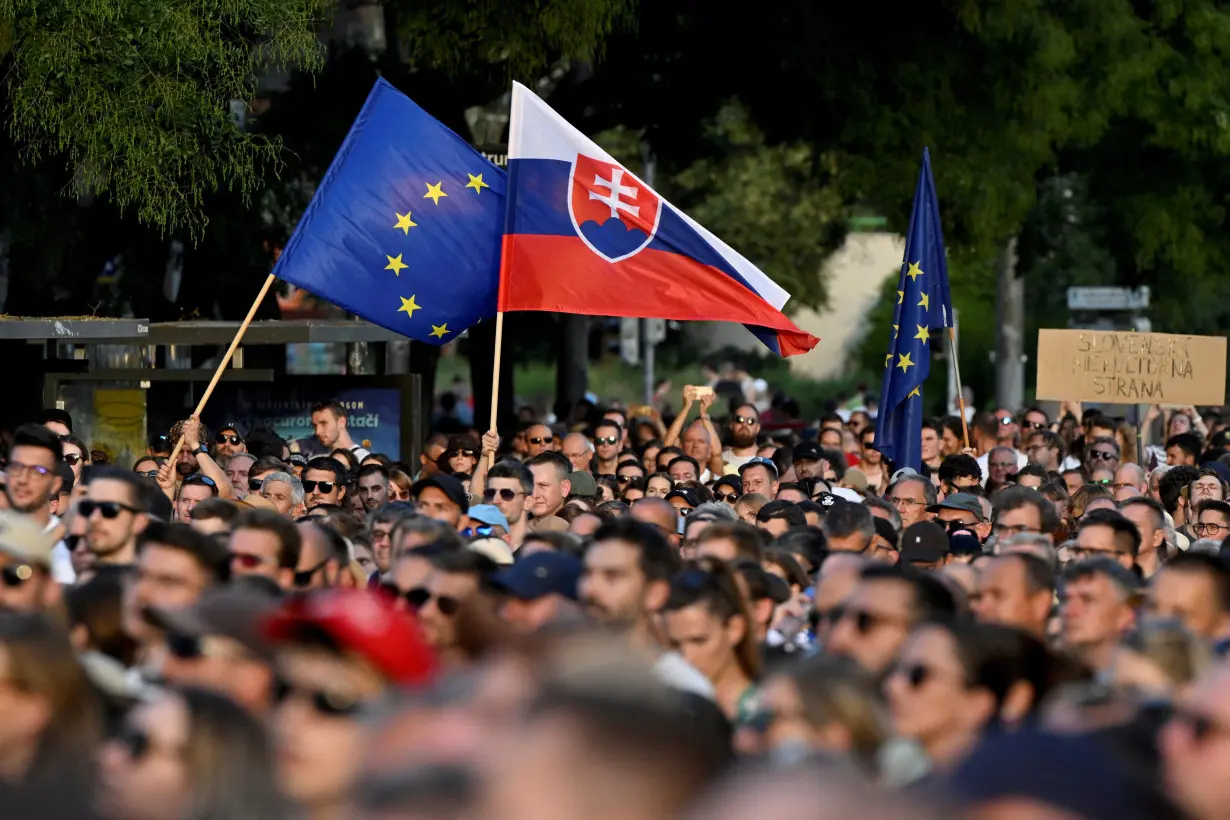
[885,353,893,367]
[906,261,924,281]
[918,292,930,311]
[397,294,421,317]
[907,386,922,398]
[892,324,899,339]
[423,182,447,204]
[466,173,489,194]
[896,352,915,373]
[430,323,449,339]
[384,254,407,276]
[897,289,904,305]
[914,324,930,342]
[394,212,417,234]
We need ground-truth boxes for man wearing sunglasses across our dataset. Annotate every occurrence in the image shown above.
[722,403,762,469]
[294,521,356,591]
[591,419,624,476]
[0,511,61,614]
[410,548,495,667]
[483,462,532,549]
[1082,437,1121,476]
[230,508,303,589]
[264,589,437,820]
[523,423,556,459]
[83,467,150,567]
[303,457,348,511]
[213,424,246,459]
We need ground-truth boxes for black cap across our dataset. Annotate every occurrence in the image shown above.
[55,463,75,495]
[792,441,824,462]
[873,516,899,549]
[411,473,470,513]
[487,552,582,601]
[666,487,701,508]
[900,521,949,565]
[148,432,171,451]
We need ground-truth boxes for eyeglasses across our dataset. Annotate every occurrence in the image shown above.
[1022,420,1047,431]
[999,416,1015,426]
[483,488,523,502]
[595,436,620,446]
[215,434,243,445]
[1195,522,1229,536]
[5,461,51,478]
[892,662,934,689]
[732,415,759,426]
[137,470,159,479]
[887,496,925,509]
[1067,545,1123,559]
[63,453,83,466]
[447,449,477,459]
[527,436,553,445]
[405,587,461,616]
[78,500,140,519]
[1,564,34,587]
[230,552,264,569]
[302,480,336,494]
[1088,450,1118,462]
[272,677,363,718]
[833,605,908,634]
[248,478,265,491]
[714,492,740,504]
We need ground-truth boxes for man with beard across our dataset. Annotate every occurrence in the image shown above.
[3,424,76,583]
[722,403,762,469]
[83,468,151,567]
[579,517,714,698]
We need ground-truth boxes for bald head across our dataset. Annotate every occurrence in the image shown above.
[562,432,594,473]
[1114,463,1147,500]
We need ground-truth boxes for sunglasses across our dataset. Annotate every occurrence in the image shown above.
[527,436,553,445]
[215,434,243,445]
[1,564,34,587]
[714,492,740,504]
[461,525,495,539]
[894,662,933,689]
[166,631,204,660]
[78,500,140,519]
[999,416,1015,426]
[405,587,461,616]
[302,480,336,494]
[483,488,521,502]
[1022,420,1047,431]
[293,557,332,588]
[115,724,153,761]
[733,415,759,426]
[183,474,216,488]
[63,453,83,465]
[248,478,265,492]
[831,605,900,635]
[230,552,264,569]
[1088,450,1118,461]
[137,470,159,479]
[272,678,363,718]
[448,449,477,459]
[595,436,619,446]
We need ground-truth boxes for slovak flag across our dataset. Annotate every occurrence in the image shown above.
[498,82,819,357]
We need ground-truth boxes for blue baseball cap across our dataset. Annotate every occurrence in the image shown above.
[467,504,509,530]
[738,456,779,477]
[487,552,581,601]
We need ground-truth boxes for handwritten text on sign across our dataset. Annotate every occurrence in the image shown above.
[1035,329,1227,406]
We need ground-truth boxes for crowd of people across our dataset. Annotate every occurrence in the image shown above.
[2,389,1230,819]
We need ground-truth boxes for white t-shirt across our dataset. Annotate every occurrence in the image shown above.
[977,449,1027,486]
[653,651,716,700]
[45,516,76,585]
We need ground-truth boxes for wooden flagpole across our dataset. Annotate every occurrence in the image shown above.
[948,327,971,450]
[166,273,277,466]
[487,311,505,467]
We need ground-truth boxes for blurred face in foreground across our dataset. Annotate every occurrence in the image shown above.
[579,539,650,629]
[1160,666,1230,820]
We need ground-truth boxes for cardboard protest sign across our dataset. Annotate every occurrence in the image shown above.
[1035,329,1227,406]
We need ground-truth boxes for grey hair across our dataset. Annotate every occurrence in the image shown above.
[1187,538,1222,556]
[689,502,737,523]
[262,471,303,506]
[996,532,1058,568]
[885,476,937,507]
[862,496,902,532]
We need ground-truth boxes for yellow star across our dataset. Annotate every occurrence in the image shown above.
[914,324,929,343]
[465,173,489,194]
[908,386,921,398]
[393,212,417,234]
[897,289,904,305]
[918,292,930,311]
[906,261,924,281]
[384,254,408,276]
[423,182,447,205]
[892,324,899,339]
[896,352,915,373]
[430,323,449,339]
[397,294,420,317]
[885,353,893,367]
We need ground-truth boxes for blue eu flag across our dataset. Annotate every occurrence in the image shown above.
[873,148,954,472]
[273,79,504,345]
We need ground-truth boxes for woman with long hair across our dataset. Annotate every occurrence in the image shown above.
[97,686,288,820]
[662,558,762,722]
[388,468,413,502]
[885,620,1051,775]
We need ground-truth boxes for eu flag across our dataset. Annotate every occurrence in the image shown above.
[873,148,954,471]
[273,79,504,345]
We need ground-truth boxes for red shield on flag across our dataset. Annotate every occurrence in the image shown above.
[567,154,662,263]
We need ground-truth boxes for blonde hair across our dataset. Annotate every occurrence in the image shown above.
[1119,617,1211,687]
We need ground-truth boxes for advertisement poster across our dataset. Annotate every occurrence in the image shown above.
[205,386,401,457]
[92,388,147,469]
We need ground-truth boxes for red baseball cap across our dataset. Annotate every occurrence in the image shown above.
[262,589,438,686]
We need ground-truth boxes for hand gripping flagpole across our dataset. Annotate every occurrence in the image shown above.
[166,272,277,467]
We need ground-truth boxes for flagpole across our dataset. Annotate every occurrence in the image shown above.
[487,311,505,467]
[947,327,971,450]
[167,272,277,467]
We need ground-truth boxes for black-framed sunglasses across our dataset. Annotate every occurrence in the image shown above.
[1088,450,1118,461]
[733,415,759,426]
[595,436,619,446]
[166,631,204,660]
[1,564,34,587]
[78,500,140,519]
[483,488,521,502]
[714,491,741,504]
[527,436,553,445]
[302,479,336,494]
[893,662,933,689]
[248,478,265,492]
[63,453,84,466]
[1022,420,1047,431]
[293,557,332,588]
[183,474,217,488]
[447,449,477,459]
[272,678,363,718]
[215,433,243,445]
[405,587,461,616]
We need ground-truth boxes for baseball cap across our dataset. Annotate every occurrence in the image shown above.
[447,434,481,454]
[567,471,598,498]
[815,491,842,511]
[830,487,863,503]
[0,512,54,569]
[889,467,920,485]
[666,487,701,508]
[148,585,281,660]
[792,441,824,462]
[288,453,309,468]
[468,537,514,566]
[487,551,581,601]
[899,521,950,565]
[467,504,509,531]
[263,589,438,686]
[949,531,982,557]
[928,493,986,522]
[148,432,171,452]
[738,456,779,478]
[411,473,469,513]
[843,468,869,492]
[873,517,900,549]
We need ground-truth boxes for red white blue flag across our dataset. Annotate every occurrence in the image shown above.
[498,82,819,357]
